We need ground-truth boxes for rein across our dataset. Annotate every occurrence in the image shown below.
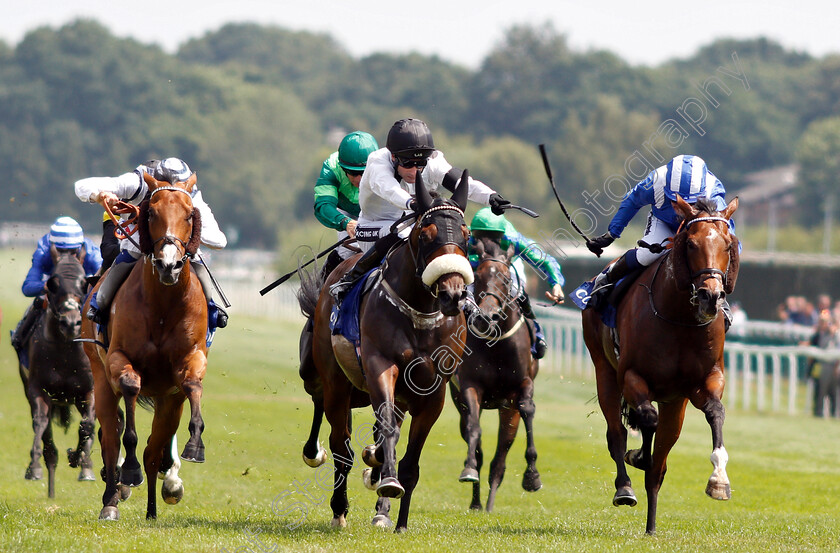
[147,186,195,264]
[104,200,143,251]
[640,215,730,328]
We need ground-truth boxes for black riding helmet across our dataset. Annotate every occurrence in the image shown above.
[386,118,435,164]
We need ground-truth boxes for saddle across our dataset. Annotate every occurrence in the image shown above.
[571,266,645,329]
[329,267,380,347]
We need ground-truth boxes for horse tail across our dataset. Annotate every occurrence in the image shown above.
[53,404,73,432]
[621,398,638,430]
[295,256,324,320]
[137,396,156,412]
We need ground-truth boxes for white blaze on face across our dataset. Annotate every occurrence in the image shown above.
[159,235,182,267]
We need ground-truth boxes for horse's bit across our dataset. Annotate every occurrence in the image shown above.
[148,186,195,264]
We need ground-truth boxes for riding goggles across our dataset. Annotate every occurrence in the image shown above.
[396,155,429,169]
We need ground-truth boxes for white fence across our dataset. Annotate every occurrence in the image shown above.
[229,279,836,418]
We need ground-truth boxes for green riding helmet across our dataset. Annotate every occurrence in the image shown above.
[469,207,508,233]
[338,131,379,171]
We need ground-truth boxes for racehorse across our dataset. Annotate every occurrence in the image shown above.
[301,171,473,531]
[81,170,206,520]
[582,195,739,535]
[18,245,95,497]
[449,237,541,511]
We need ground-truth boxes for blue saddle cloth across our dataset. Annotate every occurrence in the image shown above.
[570,276,618,329]
[330,268,378,346]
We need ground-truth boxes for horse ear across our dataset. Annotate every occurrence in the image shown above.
[725,235,740,295]
[721,196,739,220]
[142,171,161,189]
[451,169,469,211]
[46,274,61,294]
[77,243,87,265]
[415,170,432,213]
[474,238,485,259]
[672,195,695,220]
[50,243,60,265]
[185,172,197,192]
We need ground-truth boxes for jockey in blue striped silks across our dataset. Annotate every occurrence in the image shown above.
[585,155,736,311]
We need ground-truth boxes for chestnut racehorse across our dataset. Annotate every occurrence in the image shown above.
[81,171,205,520]
[582,195,739,535]
[303,171,472,531]
[449,237,541,512]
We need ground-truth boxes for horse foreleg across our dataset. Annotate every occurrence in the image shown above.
[144,395,185,519]
[180,379,206,463]
[518,378,541,494]
[622,371,657,473]
[644,398,688,535]
[486,405,520,513]
[393,391,446,532]
[457,387,482,486]
[25,394,49,482]
[71,390,96,481]
[94,369,122,520]
[42,410,58,499]
[368,363,404,501]
[114,359,144,488]
[692,375,731,501]
[593,361,635,507]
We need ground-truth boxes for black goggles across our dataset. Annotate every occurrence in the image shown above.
[396,156,428,169]
[343,167,364,177]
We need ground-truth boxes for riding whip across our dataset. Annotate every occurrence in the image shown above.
[502,204,539,218]
[259,236,355,296]
[538,144,593,242]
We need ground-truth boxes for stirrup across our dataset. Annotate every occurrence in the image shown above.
[86,305,105,325]
[216,306,228,329]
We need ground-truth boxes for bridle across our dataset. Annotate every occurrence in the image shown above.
[407,203,469,296]
[147,185,195,265]
[643,215,731,327]
[469,256,525,340]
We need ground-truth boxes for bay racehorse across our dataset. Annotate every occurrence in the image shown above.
[81,170,206,520]
[19,245,95,497]
[582,195,739,534]
[449,236,541,511]
[303,171,472,531]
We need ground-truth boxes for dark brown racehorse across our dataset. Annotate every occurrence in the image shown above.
[303,171,472,531]
[19,246,95,497]
[583,195,739,535]
[449,237,541,512]
[81,171,205,520]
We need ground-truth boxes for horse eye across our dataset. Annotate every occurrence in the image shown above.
[687,240,699,250]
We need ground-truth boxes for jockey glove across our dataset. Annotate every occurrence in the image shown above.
[586,231,615,256]
[488,193,511,215]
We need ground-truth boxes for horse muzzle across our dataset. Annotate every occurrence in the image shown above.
[152,257,185,286]
[694,286,725,322]
[437,273,468,317]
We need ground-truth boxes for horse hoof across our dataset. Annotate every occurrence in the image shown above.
[302,443,327,468]
[119,466,144,487]
[25,466,43,481]
[181,445,205,463]
[376,477,405,499]
[362,468,378,490]
[522,471,542,492]
[371,514,391,528]
[99,506,119,521]
[162,482,184,505]
[78,469,96,482]
[624,449,649,471]
[362,445,381,467]
[705,480,731,500]
[119,484,132,501]
[67,448,81,468]
[459,467,479,483]
[331,514,347,528]
[613,486,637,507]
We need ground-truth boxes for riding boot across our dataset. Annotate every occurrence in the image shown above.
[88,252,138,324]
[587,252,633,311]
[329,247,383,305]
[329,233,400,305]
[531,319,547,359]
[11,298,44,352]
[193,261,228,329]
[320,250,344,282]
[516,291,537,320]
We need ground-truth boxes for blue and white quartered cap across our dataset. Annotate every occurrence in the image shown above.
[49,216,84,249]
[663,155,717,203]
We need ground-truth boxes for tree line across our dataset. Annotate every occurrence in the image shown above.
[1,19,838,250]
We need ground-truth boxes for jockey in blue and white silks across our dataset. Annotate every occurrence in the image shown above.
[581,155,736,311]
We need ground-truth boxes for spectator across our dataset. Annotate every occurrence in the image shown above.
[806,309,840,418]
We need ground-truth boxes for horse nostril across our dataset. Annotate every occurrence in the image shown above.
[174,260,184,272]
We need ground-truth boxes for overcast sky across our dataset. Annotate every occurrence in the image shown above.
[2,0,837,67]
